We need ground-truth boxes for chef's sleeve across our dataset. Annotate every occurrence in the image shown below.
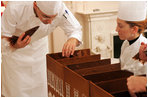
[59,3,82,46]
[1,4,18,55]
[1,4,17,37]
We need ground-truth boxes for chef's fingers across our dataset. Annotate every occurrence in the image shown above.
[18,33,25,42]
[22,35,30,43]
[62,43,67,57]
[71,45,75,56]
[26,37,31,45]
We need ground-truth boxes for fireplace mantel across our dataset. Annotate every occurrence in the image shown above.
[77,10,118,59]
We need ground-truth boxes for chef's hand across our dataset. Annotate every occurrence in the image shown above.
[12,33,31,49]
[127,76,147,97]
[62,38,79,57]
[139,42,147,61]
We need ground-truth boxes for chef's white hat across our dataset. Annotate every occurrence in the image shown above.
[36,1,62,15]
[118,1,147,21]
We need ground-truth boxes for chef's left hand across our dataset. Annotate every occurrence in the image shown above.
[139,42,147,61]
[62,38,79,57]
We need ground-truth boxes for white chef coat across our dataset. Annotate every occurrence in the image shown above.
[1,1,82,97]
[120,34,147,76]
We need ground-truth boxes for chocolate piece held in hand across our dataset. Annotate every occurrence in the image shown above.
[133,43,147,64]
[144,50,147,56]
[8,26,39,46]
[133,53,140,61]
[132,53,146,64]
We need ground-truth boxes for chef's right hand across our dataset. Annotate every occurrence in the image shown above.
[127,76,147,97]
[12,33,31,49]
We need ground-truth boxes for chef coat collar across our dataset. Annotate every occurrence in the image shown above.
[128,36,139,45]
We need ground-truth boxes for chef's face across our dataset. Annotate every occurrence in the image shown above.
[34,2,57,24]
[116,18,135,40]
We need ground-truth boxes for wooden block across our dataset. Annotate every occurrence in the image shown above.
[48,85,61,97]
[96,78,128,94]
[89,81,113,97]
[47,49,146,97]
[112,91,130,97]
[67,59,111,70]
[46,55,65,96]
[136,92,147,97]
[84,70,133,83]
[57,54,101,65]
[49,49,90,60]
[84,70,133,97]
[46,55,65,77]
[64,67,89,97]
[75,63,121,76]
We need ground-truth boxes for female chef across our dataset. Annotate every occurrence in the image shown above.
[1,1,82,97]
[116,1,147,76]
[127,42,147,97]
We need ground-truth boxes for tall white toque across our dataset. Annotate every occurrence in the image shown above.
[36,1,62,15]
[118,1,147,21]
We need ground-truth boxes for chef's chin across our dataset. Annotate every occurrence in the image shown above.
[43,22,48,24]
[119,36,124,40]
